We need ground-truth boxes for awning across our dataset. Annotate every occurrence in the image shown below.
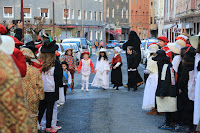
[111,30,122,35]
[106,30,121,36]
[106,30,114,35]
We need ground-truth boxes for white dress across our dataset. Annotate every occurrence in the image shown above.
[194,53,200,125]
[92,57,110,89]
[142,56,158,110]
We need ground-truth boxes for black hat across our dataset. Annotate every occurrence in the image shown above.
[41,40,58,53]
[42,33,50,39]
[152,50,170,62]
[183,47,196,62]
[24,41,38,53]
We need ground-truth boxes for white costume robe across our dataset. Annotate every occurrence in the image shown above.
[142,56,158,110]
[92,57,110,89]
[194,53,200,125]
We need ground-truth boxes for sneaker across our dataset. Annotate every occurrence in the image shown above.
[81,87,84,91]
[53,126,62,130]
[58,103,64,106]
[171,124,184,132]
[86,89,89,92]
[124,85,128,88]
[45,127,57,133]
[158,123,172,130]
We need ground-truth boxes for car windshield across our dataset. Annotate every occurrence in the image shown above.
[141,40,146,47]
[71,45,78,51]
[147,40,158,48]
[63,41,80,47]
[119,41,125,43]
[62,45,71,51]
[107,41,112,43]
[81,39,87,49]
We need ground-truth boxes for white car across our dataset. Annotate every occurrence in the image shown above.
[118,40,127,48]
[141,39,158,65]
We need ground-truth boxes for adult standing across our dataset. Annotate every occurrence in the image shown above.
[123,31,143,87]
[94,39,99,51]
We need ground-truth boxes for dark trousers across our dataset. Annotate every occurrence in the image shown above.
[166,112,175,126]
[64,85,68,96]
[38,100,55,128]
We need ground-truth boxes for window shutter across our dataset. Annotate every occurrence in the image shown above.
[23,8,30,13]
[4,7,12,14]
[41,8,48,13]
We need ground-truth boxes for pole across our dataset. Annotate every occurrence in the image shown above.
[21,0,24,42]
[65,0,68,38]
[81,0,84,37]
[103,0,106,46]
[53,1,55,40]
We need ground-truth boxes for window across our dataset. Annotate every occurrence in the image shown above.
[100,31,102,40]
[99,12,102,21]
[154,17,156,24]
[23,8,31,18]
[78,10,81,20]
[41,8,49,18]
[71,9,74,19]
[84,11,87,20]
[151,2,153,9]
[95,31,97,40]
[121,9,123,18]
[95,11,97,21]
[126,10,128,19]
[89,11,92,20]
[90,30,92,40]
[3,7,13,18]
[150,17,153,24]
[107,7,109,18]
[64,9,70,19]
[112,8,114,18]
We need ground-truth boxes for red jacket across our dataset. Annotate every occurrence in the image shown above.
[161,46,173,62]
[11,48,27,77]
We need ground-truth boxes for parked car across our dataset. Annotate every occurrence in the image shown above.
[118,40,127,48]
[62,38,91,56]
[141,39,158,65]
[106,40,118,48]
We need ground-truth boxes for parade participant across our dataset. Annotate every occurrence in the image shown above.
[0,35,34,133]
[142,43,159,114]
[110,47,123,91]
[157,36,173,62]
[38,40,63,132]
[78,51,95,92]
[61,61,72,97]
[178,46,196,132]
[92,48,110,90]
[99,40,104,49]
[61,48,77,91]
[152,50,177,130]
[126,46,139,91]
[94,39,99,51]
[20,47,44,133]
[194,43,200,131]
[123,31,143,88]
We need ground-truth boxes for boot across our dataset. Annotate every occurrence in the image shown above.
[116,86,119,91]
[133,85,137,91]
[128,88,130,91]
[146,108,158,115]
[124,84,128,88]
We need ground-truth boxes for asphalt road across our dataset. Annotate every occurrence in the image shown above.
[57,49,183,133]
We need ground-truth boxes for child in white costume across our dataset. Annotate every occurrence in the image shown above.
[78,51,95,92]
[142,43,159,111]
[92,48,110,90]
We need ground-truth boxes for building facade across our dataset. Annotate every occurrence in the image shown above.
[0,0,104,44]
[105,0,130,41]
[129,0,150,39]
[155,0,164,37]
[149,0,158,37]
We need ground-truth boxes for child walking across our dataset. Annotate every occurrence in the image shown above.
[78,51,95,92]
[127,46,141,91]
[110,47,123,91]
[61,48,77,91]
[92,48,110,90]
[61,61,72,101]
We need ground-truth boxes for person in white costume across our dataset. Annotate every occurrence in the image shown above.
[142,43,159,114]
[92,48,110,90]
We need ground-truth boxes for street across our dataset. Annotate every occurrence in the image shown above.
[57,49,177,133]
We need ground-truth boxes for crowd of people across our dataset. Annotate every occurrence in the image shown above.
[0,19,200,133]
[142,31,200,132]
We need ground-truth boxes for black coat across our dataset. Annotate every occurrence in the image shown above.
[45,59,63,102]
[127,54,138,69]
[156,60,177,97]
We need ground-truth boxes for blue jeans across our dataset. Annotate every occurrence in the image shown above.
[95,46,98,51]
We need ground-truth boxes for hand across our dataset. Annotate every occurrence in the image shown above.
[113,66,117,69]
[92,71,95,74]
[75,67,78,71]
[130,68,133,71]
[179,89,182,94]
[106,70,109,74]
[8,20,15,29]
[16,21,23,29]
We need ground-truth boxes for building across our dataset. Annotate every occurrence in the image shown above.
[149,0,158,37]
[0,0,104,45]
[105,0,130,41]
[129,0,150,39]
[176,0,200,36]
[155,0,164,37]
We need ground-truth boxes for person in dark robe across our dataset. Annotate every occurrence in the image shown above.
[123,31,143,87]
